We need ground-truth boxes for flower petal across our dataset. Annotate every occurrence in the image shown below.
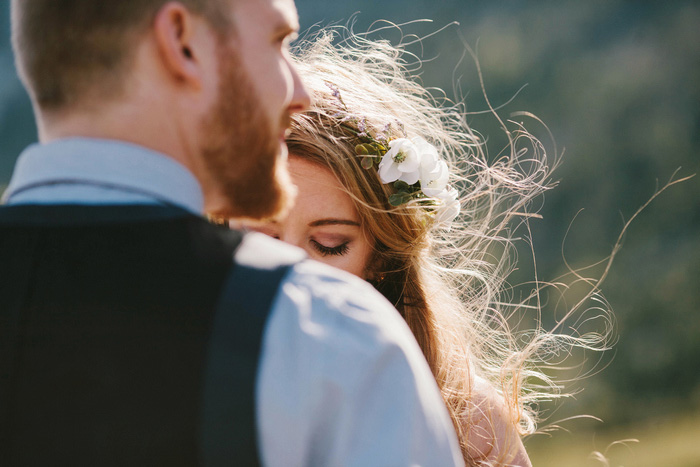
[421,160,449,196]
[413,136,439,173]
[435,187,460,229]
[378,152,402,183]
[398,169,420,185]
[388,138,411,149]
[398,155,420,173]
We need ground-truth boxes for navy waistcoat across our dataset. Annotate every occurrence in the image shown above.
[0,204,294,466]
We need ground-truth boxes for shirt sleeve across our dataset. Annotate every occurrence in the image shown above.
[256,260,463,467]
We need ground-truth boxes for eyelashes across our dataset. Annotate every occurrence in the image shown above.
[247,225,352,258]
[311,239,350,257]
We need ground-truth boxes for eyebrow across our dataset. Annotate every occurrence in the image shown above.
[309,219,361,227]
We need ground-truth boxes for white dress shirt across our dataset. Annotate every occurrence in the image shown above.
[3,138,462,466]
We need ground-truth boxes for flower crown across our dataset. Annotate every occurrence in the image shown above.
[325,82,460,229]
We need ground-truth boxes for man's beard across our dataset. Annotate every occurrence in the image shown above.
[199,42,296,220]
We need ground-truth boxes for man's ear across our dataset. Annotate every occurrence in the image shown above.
[153,2,210,88]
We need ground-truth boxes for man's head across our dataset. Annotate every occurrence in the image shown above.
[11,1,228,111]
[11,0,309,220]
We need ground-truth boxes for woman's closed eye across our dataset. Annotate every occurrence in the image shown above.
[310,239,349,257]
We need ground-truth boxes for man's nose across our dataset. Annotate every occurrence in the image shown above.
[287,62,310,114]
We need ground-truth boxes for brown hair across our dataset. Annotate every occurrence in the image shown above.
[288,114,441,361]
[288,29,613,463]
[11,0,229,110]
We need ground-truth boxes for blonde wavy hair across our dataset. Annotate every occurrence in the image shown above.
[288,26,612,464]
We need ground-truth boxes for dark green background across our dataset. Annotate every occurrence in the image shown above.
[2,0,698,448]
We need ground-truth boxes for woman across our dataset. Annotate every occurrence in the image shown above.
[239,30,605,466]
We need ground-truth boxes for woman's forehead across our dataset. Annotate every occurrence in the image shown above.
[287,157,359,220]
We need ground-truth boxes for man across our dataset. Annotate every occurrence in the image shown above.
[0,1,462,465]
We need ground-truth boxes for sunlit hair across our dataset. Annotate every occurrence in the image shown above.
[288,26,613,463]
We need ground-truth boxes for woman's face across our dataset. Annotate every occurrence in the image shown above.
[239,156,374,278]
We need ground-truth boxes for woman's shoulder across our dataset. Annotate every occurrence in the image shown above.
[466,376,532,467]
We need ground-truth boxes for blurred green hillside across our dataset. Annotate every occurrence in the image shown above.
[294,0,700,425]
[2,1,699,464]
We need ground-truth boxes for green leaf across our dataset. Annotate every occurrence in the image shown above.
[355,144,369,156]
[388,192,413,206]
[361,156,374,170]
[394,180,410,191]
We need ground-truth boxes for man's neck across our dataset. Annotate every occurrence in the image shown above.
[39,104,183,158]
[36,102,221,216]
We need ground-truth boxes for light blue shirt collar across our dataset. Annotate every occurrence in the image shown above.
[2,138,204,214]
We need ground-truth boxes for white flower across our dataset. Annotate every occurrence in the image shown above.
[421,159,449,197]
[410,137,449,196]
[378,138,422,184]
[434,186,460,229]
[376,135,459,225]
[414,136,439,171]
